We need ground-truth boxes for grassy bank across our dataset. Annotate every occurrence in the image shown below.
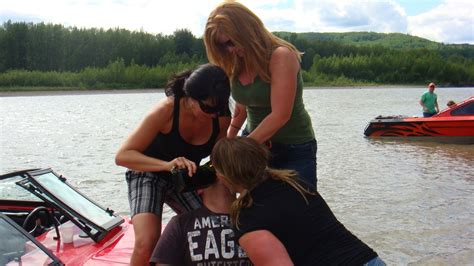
[0,84,425,95]
[0,86,87,92]
[0,86,164,92]
[0,58,411,92]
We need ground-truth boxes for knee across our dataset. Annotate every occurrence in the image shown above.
[134,234,159,256]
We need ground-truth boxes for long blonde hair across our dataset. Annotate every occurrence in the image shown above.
[204,1,301,83]
[211,137,310,228]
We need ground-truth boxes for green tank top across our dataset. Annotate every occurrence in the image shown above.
[232,71,314,144]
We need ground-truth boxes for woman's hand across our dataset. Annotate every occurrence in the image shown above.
[168,157,197,177]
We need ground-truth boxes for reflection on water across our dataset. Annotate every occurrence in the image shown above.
[0,175,43,202]
[1,87,473,265]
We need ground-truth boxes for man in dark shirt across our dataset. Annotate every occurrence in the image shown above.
[150,178,252,266]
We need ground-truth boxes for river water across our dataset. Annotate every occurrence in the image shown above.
[1,86,473,265]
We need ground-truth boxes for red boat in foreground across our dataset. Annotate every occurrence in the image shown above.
[364,96,474,144]
[0,168,135,265]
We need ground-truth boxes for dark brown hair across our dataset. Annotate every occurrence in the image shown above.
[165,63,231,116]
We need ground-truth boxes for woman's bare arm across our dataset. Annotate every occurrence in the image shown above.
[115,98,196,174]
[247,47,300,143]
[239,230,293,266]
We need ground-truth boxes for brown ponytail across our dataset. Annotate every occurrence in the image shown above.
[230,189,253,228]
[212,137,314,228]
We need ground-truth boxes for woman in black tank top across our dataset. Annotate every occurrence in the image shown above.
[115,64,231,265]
[212,137,385,266]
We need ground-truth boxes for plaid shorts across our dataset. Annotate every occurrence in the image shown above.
[126,170,203,217]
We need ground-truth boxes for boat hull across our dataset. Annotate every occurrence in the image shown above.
[364,117,474,144]
[364,95,474,143]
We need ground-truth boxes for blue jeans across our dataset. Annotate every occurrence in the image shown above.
[241,127,318,190]
[363,256,386,266]
[268,139,317,191]
[423,112,436,117]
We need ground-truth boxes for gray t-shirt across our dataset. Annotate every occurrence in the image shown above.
[150,207,252,266]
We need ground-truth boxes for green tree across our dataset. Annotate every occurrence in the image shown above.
[173,29,195,57]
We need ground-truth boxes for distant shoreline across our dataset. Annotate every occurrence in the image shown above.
[0,85,431,97]
[0,88,164,97]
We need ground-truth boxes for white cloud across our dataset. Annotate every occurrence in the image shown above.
[244,0,473,44]
[1,0,473,44]
[0,0,224,36]
[408,0,474,44]
[261,0,408,33]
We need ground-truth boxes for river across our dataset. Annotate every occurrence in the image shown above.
[1,86,473,265]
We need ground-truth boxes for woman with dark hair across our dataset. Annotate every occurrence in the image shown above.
[115,64,231,265]
[211,137,385,266]
[204,1,317,191]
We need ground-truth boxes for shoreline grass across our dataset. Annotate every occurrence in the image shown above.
[0,84,440,97]
[0,82,448,93]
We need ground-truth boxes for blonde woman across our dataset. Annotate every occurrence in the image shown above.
[211,137,385,266]
[204,1,317,190]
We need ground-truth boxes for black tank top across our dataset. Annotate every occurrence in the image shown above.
[143,97,219,167]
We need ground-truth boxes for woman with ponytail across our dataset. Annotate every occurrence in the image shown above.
[115,63,231,265]
[211,137,385,266]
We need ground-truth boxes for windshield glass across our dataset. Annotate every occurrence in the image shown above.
[0,217,55,265]
[451,102,474,115]
[0,176,42,202]
[34,172,114,227]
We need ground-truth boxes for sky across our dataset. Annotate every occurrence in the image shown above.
[1,0,473,44]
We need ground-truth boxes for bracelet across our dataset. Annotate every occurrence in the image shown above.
[230,124,241,130]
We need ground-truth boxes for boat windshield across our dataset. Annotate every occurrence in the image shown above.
[0,214,61,266]
[0,175,43,202]
[16,169,123,242]
[451,102,474,116]
[34,172,113,226]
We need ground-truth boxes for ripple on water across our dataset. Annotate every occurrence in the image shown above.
[2,87,474,265]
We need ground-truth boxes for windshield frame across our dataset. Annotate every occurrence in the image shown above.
[16,168,124,242]
[0,213,63,266]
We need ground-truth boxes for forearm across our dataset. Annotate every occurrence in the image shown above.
[227,104,247,138]
[240,230,293,266]
[228,117,246,137]
[115,150,171,172]
[248,113,289,143]
[227,124,242,138]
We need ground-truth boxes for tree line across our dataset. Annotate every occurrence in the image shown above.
[0,21,473,89]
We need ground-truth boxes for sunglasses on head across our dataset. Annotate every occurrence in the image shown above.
[218,39,235,49]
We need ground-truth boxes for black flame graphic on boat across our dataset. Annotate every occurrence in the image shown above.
[366,122,442,137]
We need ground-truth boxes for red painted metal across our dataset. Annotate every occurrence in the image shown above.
[21,219,135,265]
[364,96,474,142]
[1,200,136,265]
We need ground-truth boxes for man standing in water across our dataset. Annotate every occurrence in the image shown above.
[420,82,439,117]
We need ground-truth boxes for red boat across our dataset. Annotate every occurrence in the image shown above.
[364,96,474,143]
[0,168,135,265]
